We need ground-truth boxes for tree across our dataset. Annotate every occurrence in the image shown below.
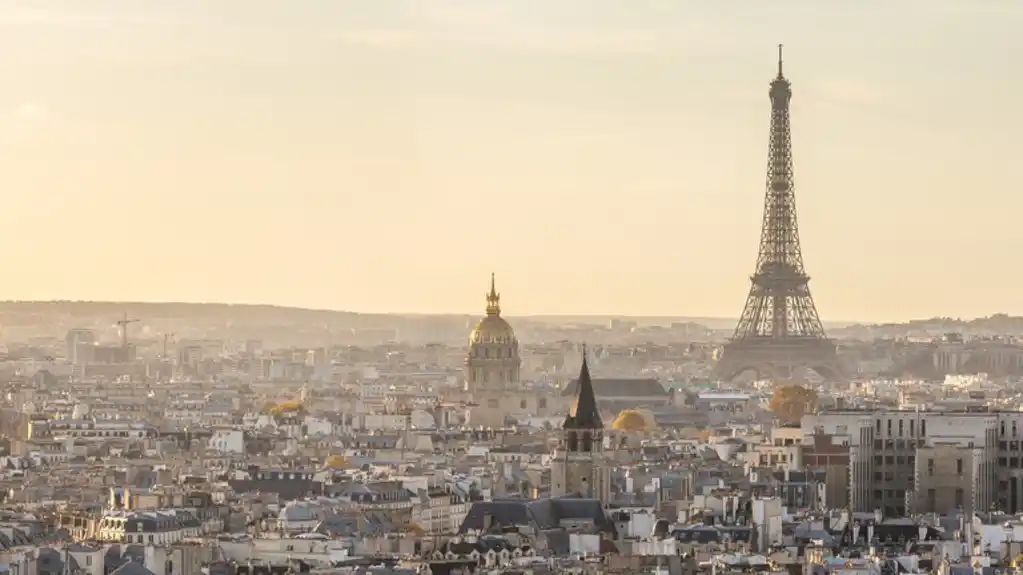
[267,400,304,416]
[769,385,818,425]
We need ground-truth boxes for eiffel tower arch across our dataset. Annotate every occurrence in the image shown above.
[714,46,844,382]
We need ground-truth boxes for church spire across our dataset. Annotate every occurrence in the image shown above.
[485,273,501,316]
[564,345,602,430]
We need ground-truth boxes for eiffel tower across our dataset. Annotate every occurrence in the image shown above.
[714,46,843,382]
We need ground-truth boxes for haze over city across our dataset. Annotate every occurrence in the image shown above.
[12,2,1023,569]
[0,0,1020,322]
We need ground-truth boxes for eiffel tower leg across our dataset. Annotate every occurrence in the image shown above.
[713,355,762,383]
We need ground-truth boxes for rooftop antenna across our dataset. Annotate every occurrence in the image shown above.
[777,43,784,77]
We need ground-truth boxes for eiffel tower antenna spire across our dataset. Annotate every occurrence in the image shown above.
[713,46,842,382]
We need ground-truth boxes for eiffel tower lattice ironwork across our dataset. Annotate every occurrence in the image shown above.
[714,46,843,382]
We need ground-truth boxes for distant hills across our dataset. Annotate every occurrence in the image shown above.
[854,313,1023,330]
[0,301,823,331]
[0,301,1017,336]
[830,311,1023,337]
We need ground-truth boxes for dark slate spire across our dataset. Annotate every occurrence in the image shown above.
[564,347,602,430]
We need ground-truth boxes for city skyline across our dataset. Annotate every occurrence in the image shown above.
[0,0,1020,322]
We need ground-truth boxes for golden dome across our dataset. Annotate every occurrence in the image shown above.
[612,409,652,432]
[469,273,518,345]
[470,315,517,345]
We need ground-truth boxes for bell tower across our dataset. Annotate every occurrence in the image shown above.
[551,349,610,503]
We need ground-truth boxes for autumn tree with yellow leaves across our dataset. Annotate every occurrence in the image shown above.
[265,400,304,416]
[769,385,818,425]
[324,455,348,469]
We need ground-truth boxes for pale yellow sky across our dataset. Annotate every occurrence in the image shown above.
[0,0,1020,322]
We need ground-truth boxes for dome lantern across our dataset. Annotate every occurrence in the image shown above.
[485,272,501,316]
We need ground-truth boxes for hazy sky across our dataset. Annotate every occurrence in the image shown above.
[0,0,1020,322]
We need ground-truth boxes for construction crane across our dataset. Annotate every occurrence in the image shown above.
[116,312,140,348]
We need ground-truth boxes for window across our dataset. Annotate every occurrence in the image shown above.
[581,432,593,452]
[927,459,934,477]
[1002,421,1007,436]
[487,399,499,408]
[898,420,904,437]
[876,419,882,433]
[538,398,547,410]
[887,419,892,436]
[955,488,964,508]
[520,400,527,409]
[956,458,963,475]
[921,420,927,436]
[910,419,915,436]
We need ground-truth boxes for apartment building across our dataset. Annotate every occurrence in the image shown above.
[742,425,855,511]
[800,410,876,513]
[996,411,1023,512]
[805,409,1000,515]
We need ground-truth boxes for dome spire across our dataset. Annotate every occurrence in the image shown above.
[485,273,501,316]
